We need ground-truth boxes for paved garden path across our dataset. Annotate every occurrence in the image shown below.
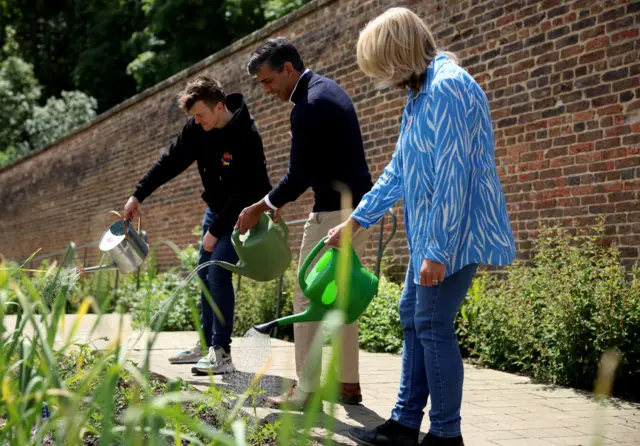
[7,314,639,445]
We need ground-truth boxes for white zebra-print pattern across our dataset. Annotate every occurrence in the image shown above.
[352,54,517,284]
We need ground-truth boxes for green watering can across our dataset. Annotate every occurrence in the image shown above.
[213,212,291,282]
[253,236,379,334]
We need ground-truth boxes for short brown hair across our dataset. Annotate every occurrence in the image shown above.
[177,75,226,113]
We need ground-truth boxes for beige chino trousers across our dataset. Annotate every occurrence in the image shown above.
[293,210,372,391]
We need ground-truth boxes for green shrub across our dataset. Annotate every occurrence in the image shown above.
[233,262,296,338]
[116,245,201,332]
[357,276,403,354]
[117,269,201,331]
[457,221,640,399]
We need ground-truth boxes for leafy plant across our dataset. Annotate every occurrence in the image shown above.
[456,220,640,399]
[1,243,335,445]
[116,226,297,338]
[263,0,313,22]
[357,276,403,354]
[119,225,402,349]
[0,30,41,163]
[233,263,296,339]
[116,267,201,332]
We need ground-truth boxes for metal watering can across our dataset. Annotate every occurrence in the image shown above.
[253,235,378,334]
[212,212,291,282]
[80,211,149,275]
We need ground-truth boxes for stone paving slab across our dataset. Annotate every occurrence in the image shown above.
[5,314,639,445]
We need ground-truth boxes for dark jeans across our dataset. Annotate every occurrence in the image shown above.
[197,208,239,352]
[391,260,478,437]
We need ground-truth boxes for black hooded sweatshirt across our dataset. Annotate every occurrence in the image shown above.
[132,93,272,238]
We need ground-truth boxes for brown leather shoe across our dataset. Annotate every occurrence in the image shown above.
[265,384,312,410]
[338,382,363,405]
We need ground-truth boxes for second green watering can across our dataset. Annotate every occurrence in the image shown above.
[253,236,378,334]
[213,212,291,281]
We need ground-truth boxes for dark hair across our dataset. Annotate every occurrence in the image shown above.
[177,75,226,112]
[247,37,305,75]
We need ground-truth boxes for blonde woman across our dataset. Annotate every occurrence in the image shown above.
[326,7,516,446]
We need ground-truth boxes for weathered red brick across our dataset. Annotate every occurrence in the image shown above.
[607,41,635,58]
[1,0,639,273]
[586,36,610,51]
[597,104,623,116]
[613,77,640,92]
[550,156,575,168]
[581,194,607,205]
[611,29,639,43]
[605,125,632,137]
[569,142,594,154]
[615,156,640,170]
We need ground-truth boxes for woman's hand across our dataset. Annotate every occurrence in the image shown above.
[326,218,361,246]
[420,259,446,287]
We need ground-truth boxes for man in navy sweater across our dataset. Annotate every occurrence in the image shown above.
[236,37,373,407]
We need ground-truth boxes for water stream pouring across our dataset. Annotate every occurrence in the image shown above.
[252,236,378,334]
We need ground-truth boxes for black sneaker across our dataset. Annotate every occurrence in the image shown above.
[348,419,419,446]
[420,432,464,446]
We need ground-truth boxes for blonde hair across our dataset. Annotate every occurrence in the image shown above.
[357,7,459,90]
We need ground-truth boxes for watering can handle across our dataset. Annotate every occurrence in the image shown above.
[298,235,329,295]
[275,212,288,239]
[232,227,241,246]
[231,211,260,246]
[231,212,287,245]
[106,210,142,239]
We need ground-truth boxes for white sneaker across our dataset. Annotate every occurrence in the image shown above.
[192,346,236,375]
[168,339,205,364]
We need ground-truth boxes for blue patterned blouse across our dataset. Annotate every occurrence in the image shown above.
[351,54,516,284]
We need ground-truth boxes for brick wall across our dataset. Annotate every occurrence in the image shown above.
[1,0,639,277]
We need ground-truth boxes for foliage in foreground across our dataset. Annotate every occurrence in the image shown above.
[0,242,349,445]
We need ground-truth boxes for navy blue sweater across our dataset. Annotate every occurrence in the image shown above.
[268,71,372,211]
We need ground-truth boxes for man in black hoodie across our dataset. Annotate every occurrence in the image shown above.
[123,76,271,374]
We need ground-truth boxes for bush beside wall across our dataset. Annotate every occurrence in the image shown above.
[457,221,640,400]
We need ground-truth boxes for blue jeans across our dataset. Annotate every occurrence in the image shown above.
[196,208,239,352]
[391,261,478,437]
